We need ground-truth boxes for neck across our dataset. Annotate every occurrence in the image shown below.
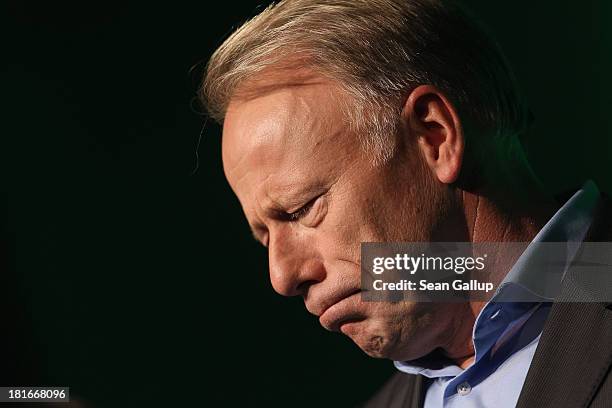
[442,145,559,369]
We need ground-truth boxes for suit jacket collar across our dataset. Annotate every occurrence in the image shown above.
[516,193,612,408]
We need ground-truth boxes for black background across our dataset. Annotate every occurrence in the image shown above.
[1,1,611,407]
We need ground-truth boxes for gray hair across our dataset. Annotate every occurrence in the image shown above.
[200,0,529,164]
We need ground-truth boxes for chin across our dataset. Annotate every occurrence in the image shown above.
[341,319,400,359]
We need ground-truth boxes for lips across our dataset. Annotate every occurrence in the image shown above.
[312,289,363,332]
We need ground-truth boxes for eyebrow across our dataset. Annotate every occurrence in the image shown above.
[246,182,329,247]
[267,183,327,213]
[249,222,268,247]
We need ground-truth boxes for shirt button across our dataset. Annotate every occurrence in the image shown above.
[457,381,472,396]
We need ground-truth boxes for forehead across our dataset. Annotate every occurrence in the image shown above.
[221,79,354,200]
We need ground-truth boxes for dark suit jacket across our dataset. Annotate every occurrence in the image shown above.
[362,193,612,408]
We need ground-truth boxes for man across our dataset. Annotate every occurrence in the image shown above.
[199,0,612,406]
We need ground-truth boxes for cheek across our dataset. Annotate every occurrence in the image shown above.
[329,178,417,244]
[322,195,392,248]
[316,209,362,262]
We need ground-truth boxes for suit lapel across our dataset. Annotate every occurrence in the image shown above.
[410,375,426,408]
[515,301,612,407]
[517,195,612,407]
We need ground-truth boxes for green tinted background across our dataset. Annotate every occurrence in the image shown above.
[1,1,610,407]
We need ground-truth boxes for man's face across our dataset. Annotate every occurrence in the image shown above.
[222,76,461,360]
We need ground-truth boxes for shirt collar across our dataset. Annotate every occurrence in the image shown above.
[495,179,599,302]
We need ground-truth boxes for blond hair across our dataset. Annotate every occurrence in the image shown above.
[200,0,528,164]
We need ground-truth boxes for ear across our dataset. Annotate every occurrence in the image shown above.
[402,85,464,184]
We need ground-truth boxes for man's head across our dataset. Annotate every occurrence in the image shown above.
[201,0,529,360]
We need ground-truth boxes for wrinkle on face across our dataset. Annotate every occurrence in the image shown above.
[220,72,462,362]
[222,79,358,231]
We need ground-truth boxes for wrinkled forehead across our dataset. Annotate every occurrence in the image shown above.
[221,79,351,196]
[221,87,296,178]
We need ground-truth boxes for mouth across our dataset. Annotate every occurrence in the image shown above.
[317,289,364,332]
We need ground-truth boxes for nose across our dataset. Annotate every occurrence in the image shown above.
[268,227,326,297]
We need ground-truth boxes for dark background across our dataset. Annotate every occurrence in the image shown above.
[1,1,610,407]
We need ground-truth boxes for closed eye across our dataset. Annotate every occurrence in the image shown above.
[287,195,320,221]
